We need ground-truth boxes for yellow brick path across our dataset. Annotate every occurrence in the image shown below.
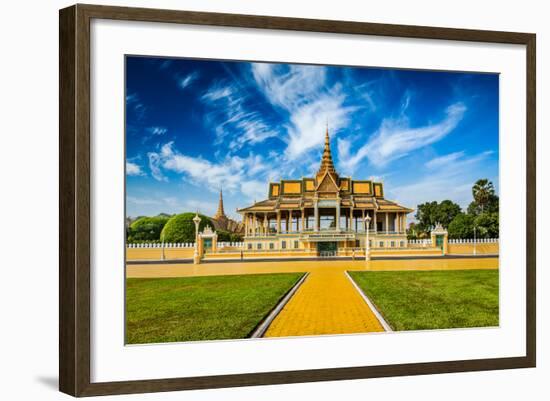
[263,268,384,337]
[126,258,498,337]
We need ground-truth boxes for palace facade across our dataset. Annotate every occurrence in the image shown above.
[237,128,413,255]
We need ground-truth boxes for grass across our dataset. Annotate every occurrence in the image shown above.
[126,273,303,344]
[349,270,499,331]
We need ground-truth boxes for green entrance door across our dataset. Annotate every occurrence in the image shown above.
[317,242,337,257]
[203,238,213,251]
[435,235,444,249]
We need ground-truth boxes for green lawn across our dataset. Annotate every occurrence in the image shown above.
[349,270,499,331]
[126,273,303,344]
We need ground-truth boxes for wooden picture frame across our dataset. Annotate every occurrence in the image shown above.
[59,3,536,397]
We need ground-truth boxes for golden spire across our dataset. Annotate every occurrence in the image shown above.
[316,124,339,182]
[214,188,226,219]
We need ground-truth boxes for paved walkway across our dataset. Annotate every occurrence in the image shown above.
[127,258,498,338]
[263,268,383,337]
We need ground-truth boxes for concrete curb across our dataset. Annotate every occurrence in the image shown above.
[250,272,309,338]
[345,271,393,332]
[126,253,499,265]
[126,259,193,265]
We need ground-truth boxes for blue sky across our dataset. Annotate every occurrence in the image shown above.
[126,56,499,221]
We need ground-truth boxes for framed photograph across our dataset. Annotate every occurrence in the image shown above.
[59,4,536,397]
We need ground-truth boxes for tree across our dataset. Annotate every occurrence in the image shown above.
[415,201,439,233]
[216,230,232,242]
[472,179,495,213]
[127,216,169,243]
[434,200,462,228]
[161,213,210,243]
[406,222,419,240]
[468,193,499,215]
[215,230,244,242]
[448,213,475,239]
[474,212,499,238]
[415,200,462,233]
[229,233,244,242]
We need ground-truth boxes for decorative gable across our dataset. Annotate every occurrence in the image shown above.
[316,171,339,193]
[373,182,384,197]
[269,183,280,198]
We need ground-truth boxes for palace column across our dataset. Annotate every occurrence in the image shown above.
[385,213,389,234]
[264,214,268,235]
[345,208,349,230]
[258,213,262,236]
[258,214,262,235]
[253,212,257,237]
[395,212,402,232]
[301,209,305,232]
[314,199,319,231]
[286,209,291,232]
[276,210,281,234]
[374,210,378,233]
[361,209,365,231]
[287,210,291,233]
[335,200,341,231]
[350,206,354,231]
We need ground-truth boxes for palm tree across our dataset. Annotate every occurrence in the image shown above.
[472,179,495,213]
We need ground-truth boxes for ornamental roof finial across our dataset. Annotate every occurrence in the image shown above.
[316,123,339,183]
[214,188,226,219]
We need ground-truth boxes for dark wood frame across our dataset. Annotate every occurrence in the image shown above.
[59,3,536,397]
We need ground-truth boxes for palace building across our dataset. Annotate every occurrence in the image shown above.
[237,128,413,255]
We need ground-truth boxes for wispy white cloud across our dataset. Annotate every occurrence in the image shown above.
[201,82,278,150]
[182,199,217,216]
[126,161,145,176]
[147,126,168,136]
[388,149,496,218]
[126,196,160,205]
[159,59,172,70]
[161,196,217,215]
[340,102,467,172]
[147,151,168,182]
[126,92,147,121]
[178,71,199,89]
[251,64,356,159]
[425,151,465,169]
[240,180,268,201]
[126,195,217,216]
[231,117,278,150]
[286,89,354,158]
[350,81,377,112]
[147,142,272,201]
[251,63,326,110]
[202,84,234,102]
